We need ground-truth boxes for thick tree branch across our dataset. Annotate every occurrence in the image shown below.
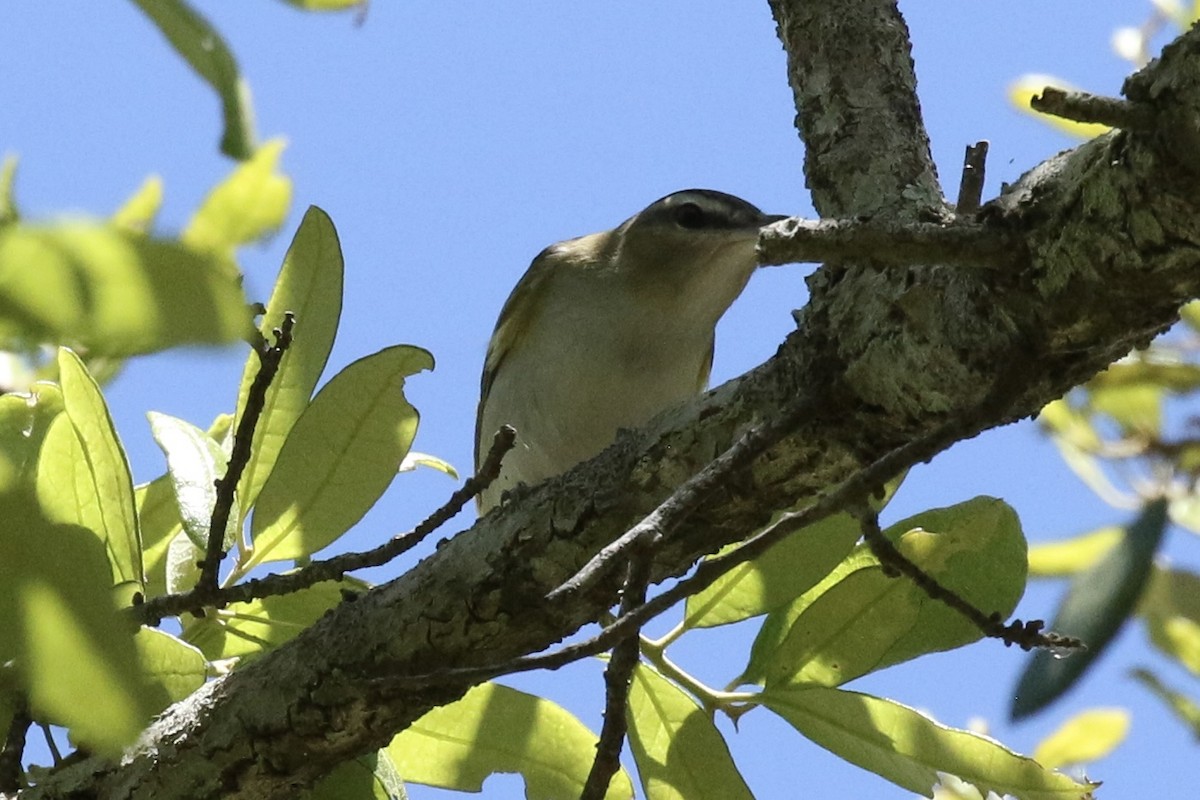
[23,6,1200,800]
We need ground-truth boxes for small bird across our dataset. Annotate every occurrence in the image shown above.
[475,189,784,512]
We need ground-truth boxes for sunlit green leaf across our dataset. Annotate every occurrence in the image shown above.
[754,497,1026,689]
[235,206,344,517]
[0,491,148,755]
[0,154,17,226]
[134,627,206,715]
[312,752,408,800]
[398,451,459,480]
[1033,708,1129,769]
[626,662,752,800]
[36,350,141,586]
[1012,498,1168,720]
[0,223,250,355]
[1131,667,1200,736]
[130,0,256,159]
[0,382,63,492]
[183,578,356,662]
[277,0,366,10]
[183,138,290,254]
[165,531,203,596]
[112,175,163,233]
[1009,75,1111,140]
[148,411,236,550]
[1088,382,1160,435]
[1037,399,1101,452]
[137,475,185,600]
[1138,566,1200,675]
[248,345,432,566]
[388,682,633,800]
[684,513,860,630]
[1027,527,1122,577]
[763,686,1093,800]
[1180,300,1200,333]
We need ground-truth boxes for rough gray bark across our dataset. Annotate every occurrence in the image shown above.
[21,2,1200,799]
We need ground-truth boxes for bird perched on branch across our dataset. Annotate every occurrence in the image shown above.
[476,189,784,512]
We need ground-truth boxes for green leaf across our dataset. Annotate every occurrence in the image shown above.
[36,350,141,586]
[0,222,250,355]
[1088,382,1160,435]
[147,411,236,550]
[129,0,256,159]
[1027,527,1122,577]
[753,497,1026,689]
[398,451,459,480]
[234,206,344,517]
[0,154,17,226]
[1138,566,1200,675]
[312,752,408,800]
[626,662,752,800]
[683,513,860,630]
[112,175,164,233]
[165,531,203,596]
[1180,300,1200,333]
[1131,667,1200,737]
[763,686,1094,800]
[134,627,207,715]
[1012,498,1169,720]
[136,475,185,600]
[0,491,149,755]
[183,578,355,662]
[0,382,64,492]
[1037,399,1101,451]
[248,345,432,566]
[183,139,291,254]
[388,682,633,800]
[1009,75,1111,140]
[1033,708,1129,769]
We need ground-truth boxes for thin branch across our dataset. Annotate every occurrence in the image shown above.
[852,504,1084,653]
[579,555,651,800]
[0,695,29,794]
[757,218,1024,271]
[955,141,989,216]
[547,405,807,606]
[196,314,296,595]
[1030,86,1153,132]
[132,426,517,626]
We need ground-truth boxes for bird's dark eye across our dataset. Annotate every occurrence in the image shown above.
[673,202,706,229]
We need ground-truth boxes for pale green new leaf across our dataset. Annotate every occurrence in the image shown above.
[277,0,366,10]
[165,531,203,596]
[398,451,459,480]
[112,176,163,232]
[0,382,63,492]
[134,627,207,715]
[1033,708,1129,769]
[130,0,256,159]
[1138,566,1200,675]
[137,475,185,600]
[0,492,149,756]
[626,663,752,800]
[183,139,291,254]
[763,686,1094,800]
[148,411,236,550]
[248,345,432,566]
[235,206,344,516]
[38,350,141,585]
[1027,527,1121,577]
[0,223,249,355]
[388,682,633,800]
[1009,75,1110,140]
[754,497,1026,689]
[0,154,17,226]
[183,578,357,662]
[312,752,408,800]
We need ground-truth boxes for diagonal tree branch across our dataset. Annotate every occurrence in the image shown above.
[22,5,1200,800]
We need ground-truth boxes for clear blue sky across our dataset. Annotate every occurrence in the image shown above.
[2,2,1191,798]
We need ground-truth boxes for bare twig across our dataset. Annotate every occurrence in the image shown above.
[851,503,1084,653]
[757,218,1023,271]
[1030,86,1152,132]
[196,314,296,595]
[0,695,30,793]
[132,426,517,626]
[956,141,989,216]
[579,555,651,800]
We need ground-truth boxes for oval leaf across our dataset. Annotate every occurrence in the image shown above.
[235,206,344,516]
[247,345,432,566]
[147,411,236,550]
[1033,708,1129,769]
[1139,566,1200,674]
[626,663,753,800]
[763,686,1094,800]
[183,139,291,254]
[387,682,633,800]
[134,627,207,715]
[1012,498,1168,720]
